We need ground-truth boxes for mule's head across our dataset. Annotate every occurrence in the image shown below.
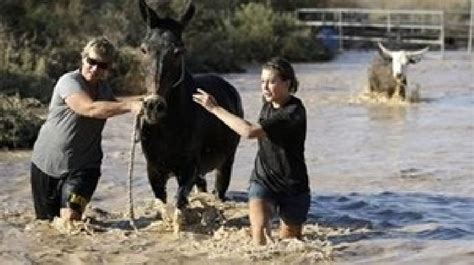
[139,0,195,124]
[378,42,429,82]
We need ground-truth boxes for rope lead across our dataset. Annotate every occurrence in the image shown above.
[127,113,141,232]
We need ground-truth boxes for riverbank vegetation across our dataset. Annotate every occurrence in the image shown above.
[0,0,333,100]
[0,0,332,148]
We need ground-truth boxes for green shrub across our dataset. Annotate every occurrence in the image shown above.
[184,12,244,73]
[0,70,54,104]
[280,30,334,62]
[0,95,44,149]
[229,3,277,62]
[220,3,332,63]
[109,47,146,95]
[0,0,334,100]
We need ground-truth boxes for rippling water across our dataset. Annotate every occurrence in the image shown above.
[310,192,474,240]
[0,51,472,264]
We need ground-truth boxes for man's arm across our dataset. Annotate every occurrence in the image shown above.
[65,92,142,119]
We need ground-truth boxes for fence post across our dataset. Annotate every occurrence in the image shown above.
[440,11,445,58]
[338,10,343,51]
[387,10,391,33]
[469,0,473,54]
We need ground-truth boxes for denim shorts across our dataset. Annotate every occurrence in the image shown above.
[248,181,311,225]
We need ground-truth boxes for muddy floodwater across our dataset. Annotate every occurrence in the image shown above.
[1,51,473,264]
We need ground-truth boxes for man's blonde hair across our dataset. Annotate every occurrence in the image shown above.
[81,37,116,62]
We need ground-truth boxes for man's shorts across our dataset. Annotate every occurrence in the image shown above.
[248,181,311,226]
[30,163,100,220]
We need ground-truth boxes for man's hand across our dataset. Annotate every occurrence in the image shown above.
[129,100,144,116]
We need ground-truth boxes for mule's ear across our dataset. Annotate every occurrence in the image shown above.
[139,0,160,28]
[179,1,195,28]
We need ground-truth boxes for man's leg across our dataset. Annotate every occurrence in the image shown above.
[279,220,303,239]
[60,169,100,221]
[30,163,61,220]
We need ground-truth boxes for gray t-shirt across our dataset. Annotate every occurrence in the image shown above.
[31,70,115,177]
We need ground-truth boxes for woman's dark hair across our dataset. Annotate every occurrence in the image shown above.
[262,57,299,93]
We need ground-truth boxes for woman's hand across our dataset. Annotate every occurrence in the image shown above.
[194,87,265,139]
[193,88,218,113]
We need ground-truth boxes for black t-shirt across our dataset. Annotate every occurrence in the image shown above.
[250,96,310,195]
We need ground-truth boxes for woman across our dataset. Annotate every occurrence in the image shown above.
[30,37,143,221]
[193,57,310,245]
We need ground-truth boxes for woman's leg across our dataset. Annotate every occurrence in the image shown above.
[249,198,273,245]
[279,220,303,239]
[278,192,310,240]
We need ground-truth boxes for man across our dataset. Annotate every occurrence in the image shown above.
[30,37,142,221]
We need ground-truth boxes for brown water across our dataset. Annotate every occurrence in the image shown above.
[0,51,473,264]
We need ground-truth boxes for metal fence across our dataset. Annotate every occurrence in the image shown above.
[295,0,473,55]
[297,8,445,52]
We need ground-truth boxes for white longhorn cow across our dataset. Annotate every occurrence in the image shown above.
[368,42,429,99]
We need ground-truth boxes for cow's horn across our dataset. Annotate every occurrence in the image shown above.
[407,47,430,57]
[378,42,393,58]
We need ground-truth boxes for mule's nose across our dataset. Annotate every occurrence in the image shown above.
[144,99,151,109]
[155,101,166,112]
[140,43,148,54]
[173,46,186,55]
[144,95,167,112]
[143,95,168,124]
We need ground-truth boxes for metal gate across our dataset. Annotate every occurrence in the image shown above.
[296,8,445,56]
